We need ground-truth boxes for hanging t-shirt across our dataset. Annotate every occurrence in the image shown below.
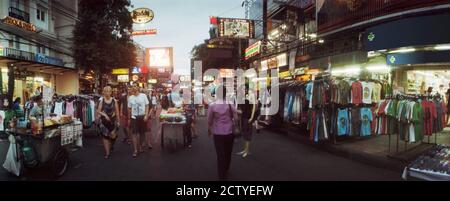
[0,110,5,131]
[351,81,363,105]
[65,101,75,117]
[360,107,373,136]
[306,82,313,102]
[54,102,64,116]
[338,80,351,105]
[90,100,95,123]
[337,109,349,136]
[361,82,373,104]
[372,83,382,102]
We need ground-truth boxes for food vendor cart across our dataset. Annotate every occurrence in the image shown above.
[160,108,187,152]
[4,114,82,178]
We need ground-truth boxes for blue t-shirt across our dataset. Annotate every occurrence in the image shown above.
[306,82,313,102]
[337,109,349,136]
[360,108,373,136]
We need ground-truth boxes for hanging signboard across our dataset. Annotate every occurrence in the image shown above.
[245,41,262,60]
[217,17,255,39]
[112,68,129,75]
[132,29,157,36]
[0,47,3,56]
[117,75,129,83]
[2,16,37,32]
[131,8,154,24]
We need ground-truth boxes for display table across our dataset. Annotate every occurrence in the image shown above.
[402,145,450,181]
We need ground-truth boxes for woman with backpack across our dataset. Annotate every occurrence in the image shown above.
[97,86,120,159]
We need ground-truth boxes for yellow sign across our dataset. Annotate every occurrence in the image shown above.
[279,71,292,78]
[132,8,154,24]
[2,16,37,32]
[0,48,3,56]
[148,79,157,84]
[112,68,129,75]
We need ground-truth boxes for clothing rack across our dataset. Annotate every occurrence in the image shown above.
[387,94,443,159]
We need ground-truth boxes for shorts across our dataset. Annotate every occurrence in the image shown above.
[131,117,146,135]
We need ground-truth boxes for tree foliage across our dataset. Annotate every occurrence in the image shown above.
[73,0,136,73]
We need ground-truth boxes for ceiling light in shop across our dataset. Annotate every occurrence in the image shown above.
[318,39,324,44]
[309,33,317,38]
[366,65,389,72]
[434,45,450,50]
[1,68,8,73]
[331,67,361,75]
[389,48,416,53]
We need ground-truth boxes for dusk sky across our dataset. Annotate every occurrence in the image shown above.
[130,0,245,75]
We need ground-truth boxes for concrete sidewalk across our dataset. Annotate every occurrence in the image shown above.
[264,125,450,172]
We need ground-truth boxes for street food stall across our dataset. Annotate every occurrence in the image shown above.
[160,107,187,152]
[2,91,85,178]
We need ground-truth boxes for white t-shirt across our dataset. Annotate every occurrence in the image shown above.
[361,82,373,104]
[128,93,149,119]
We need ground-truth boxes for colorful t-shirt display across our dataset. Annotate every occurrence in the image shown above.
[337,108,349,136]
[361,82,373,104]
[360,107,373,136]
[372,83,382,102]
[351,81,363,105]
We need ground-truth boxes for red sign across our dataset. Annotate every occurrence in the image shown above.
[132,29,157,36]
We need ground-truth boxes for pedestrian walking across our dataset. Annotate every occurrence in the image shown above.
[183,103,195,148]
[237,87,257,158]
[142,89,153,150]
[97,86,120,159]
[128,85,150,158]
[207,85,237,180]
[119,87,131,144]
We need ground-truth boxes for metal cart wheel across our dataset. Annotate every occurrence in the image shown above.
[51,148,68,178]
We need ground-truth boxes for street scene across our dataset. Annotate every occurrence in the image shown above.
[1,0,450,182]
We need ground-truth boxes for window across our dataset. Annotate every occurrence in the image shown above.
[37,8,45,22]
[37,46,46,54]
[15,36,20,49]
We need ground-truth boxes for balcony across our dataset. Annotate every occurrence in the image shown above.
[9,7,30,23]
[1,47,35,61]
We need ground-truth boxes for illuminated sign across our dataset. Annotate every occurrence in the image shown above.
[279,71,292,79]
[0,48,3,56]
[117,75,129,83]
[131,67,140,74]
[219,69,234,78]
[132,75,139,82]
[132,29,157,36]
[245,41,262,60]
[112,68,129,75]
[147,48,173,68]
[131,8,154,24]
[203,75,215,82]
[217,17,255,39]
[2,16,37,32]
[148,79,157,84]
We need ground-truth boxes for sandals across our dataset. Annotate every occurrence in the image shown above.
[104,155,110,159]
[132,152,138,158]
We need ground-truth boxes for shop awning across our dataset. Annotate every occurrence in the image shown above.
[0,55,77,74]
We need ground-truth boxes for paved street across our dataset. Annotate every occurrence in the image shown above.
[0,117,402,181]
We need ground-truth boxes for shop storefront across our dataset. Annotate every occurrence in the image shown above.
[0,47,79,106]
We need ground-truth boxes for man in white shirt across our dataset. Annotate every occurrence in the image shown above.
[128,85,150,158]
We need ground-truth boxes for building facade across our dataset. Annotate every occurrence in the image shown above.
[0,0,79,103]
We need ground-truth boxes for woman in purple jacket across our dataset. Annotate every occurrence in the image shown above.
[208,85,238,181]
